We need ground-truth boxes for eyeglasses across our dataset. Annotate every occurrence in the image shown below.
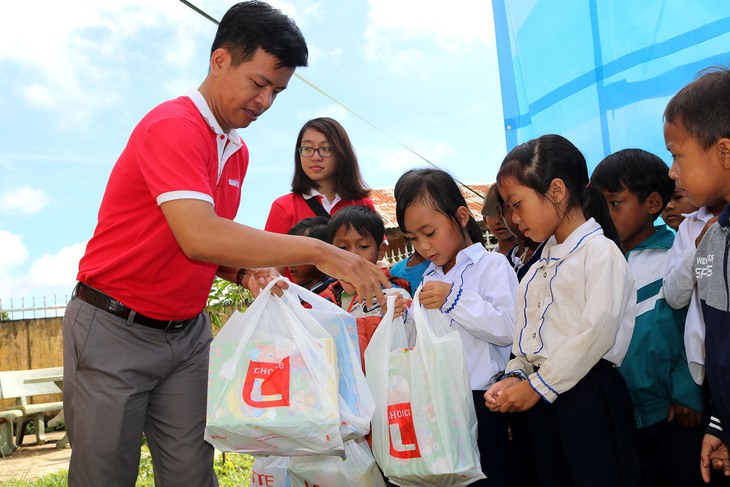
[298,146,334,158]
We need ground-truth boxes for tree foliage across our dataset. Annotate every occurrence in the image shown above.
[206,277,252,331]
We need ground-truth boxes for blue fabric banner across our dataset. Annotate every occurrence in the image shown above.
[493,0,730,169]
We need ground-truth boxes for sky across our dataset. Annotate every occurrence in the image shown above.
[0,0,506,312]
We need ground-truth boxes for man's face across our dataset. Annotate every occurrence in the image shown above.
[210,48,295,131]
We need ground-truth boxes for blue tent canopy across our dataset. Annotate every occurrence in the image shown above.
[492,0,730,169]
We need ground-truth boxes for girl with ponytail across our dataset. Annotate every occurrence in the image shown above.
[394,168,518,486]
[484,134,640,486]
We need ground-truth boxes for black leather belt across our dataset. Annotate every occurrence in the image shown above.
[74,282,195,332]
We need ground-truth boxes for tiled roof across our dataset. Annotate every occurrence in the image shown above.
[369,183,490,230]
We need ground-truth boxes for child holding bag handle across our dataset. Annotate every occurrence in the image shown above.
[484,134,640,487]
[394,168,518,487]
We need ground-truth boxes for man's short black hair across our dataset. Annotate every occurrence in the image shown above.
[591,148,674,218]
[326,206,385,245]
[211,1,308,68]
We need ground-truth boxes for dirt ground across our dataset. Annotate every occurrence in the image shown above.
[0,431,70,482]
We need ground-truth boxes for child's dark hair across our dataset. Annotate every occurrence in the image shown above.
[326,206,384,244]
[211,1,308,69]
[496,134,620,247]
[291,117,370,200]
[664,66,730,151]
[591,149,674,218]
[288,216,329,241]
[394,168,485,246]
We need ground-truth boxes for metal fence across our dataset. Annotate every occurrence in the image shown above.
[0,295,69,321]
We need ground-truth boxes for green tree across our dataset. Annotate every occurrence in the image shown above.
[206,277,252,331]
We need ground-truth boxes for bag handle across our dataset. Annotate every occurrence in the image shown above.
[411,288,454,344]
[217,277,287,380]
[280,278,341,312]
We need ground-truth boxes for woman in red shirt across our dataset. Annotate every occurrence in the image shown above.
[265,117,375,233]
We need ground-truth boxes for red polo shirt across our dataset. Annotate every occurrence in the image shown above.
[77,95,248,319]
[264,193,376,234]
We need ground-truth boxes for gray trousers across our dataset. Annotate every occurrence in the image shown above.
[62,296,218,487]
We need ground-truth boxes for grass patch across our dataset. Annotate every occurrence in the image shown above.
[0,472,67,487]
[0,447,254,487]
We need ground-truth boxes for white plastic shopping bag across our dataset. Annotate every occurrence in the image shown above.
[250,456,291,487]
[288,438,387,487]
[365,293,485,487]
[281,282,375,442]
[205,278,342,457]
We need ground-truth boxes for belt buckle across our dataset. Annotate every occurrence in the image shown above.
[108,299,127,316]
[166,320,186,332]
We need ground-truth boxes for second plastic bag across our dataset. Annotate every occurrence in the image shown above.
[281,282,375,442]
[250,455,291,487]
[205,278,342,457]
[365,293,485,487]
[288,438,387,487]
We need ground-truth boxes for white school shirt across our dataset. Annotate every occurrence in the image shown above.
[420,243,518,390]
[663,207,715,385]
[505,219,637,403]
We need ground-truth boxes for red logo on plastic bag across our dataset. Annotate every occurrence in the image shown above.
[243,357,290,408]
[388,402,421,459]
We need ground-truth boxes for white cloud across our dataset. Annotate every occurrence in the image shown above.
[364,0,494,67]
[0,230,28,269]
[0,241,84,306]
[29,243,86,287]
[0,1,212,127]
[306,44,344,65]
[0,186,51,215]
[270,0,322,27]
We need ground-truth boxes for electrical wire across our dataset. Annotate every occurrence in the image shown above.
[177,0,485,200]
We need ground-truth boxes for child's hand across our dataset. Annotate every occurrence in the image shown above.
[490,379,540,413]
[418,281,451,309]
[382,293,407,318]
[667,403,703,429]
[484,377,520,411]
[701,434,730,482]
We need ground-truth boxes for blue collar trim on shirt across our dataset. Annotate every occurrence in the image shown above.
[719,203,730,227]
[536,219,602,267]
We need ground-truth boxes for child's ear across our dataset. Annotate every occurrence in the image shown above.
[377,241,387,261]
[645,191,664,216]
[456,206,471,227]
[548,178,567,204]
[718,138,730,169]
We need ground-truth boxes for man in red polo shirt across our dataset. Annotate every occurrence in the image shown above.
[62,2,388,486]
